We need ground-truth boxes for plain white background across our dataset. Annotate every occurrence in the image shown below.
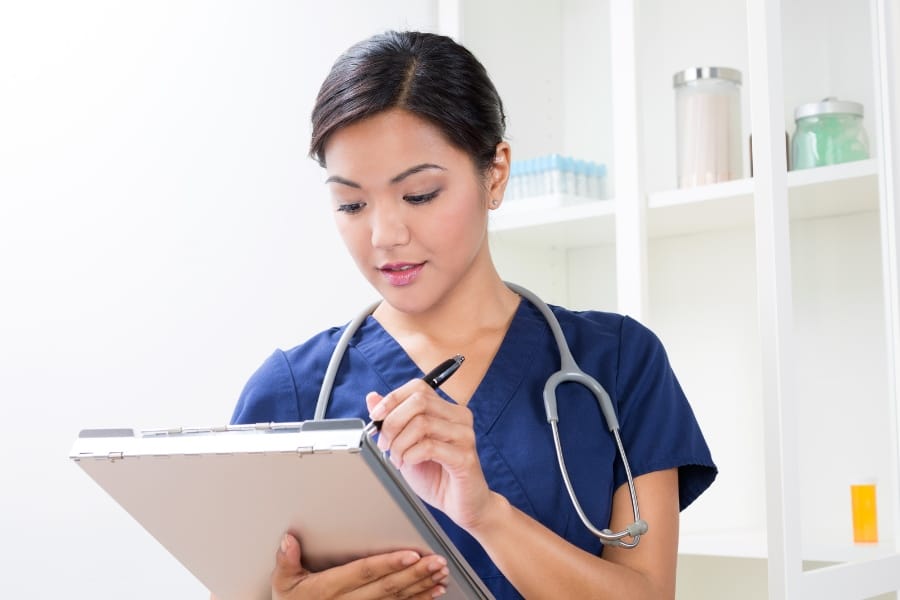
[0,2,437,596]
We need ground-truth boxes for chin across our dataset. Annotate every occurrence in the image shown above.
[375,284,439,316]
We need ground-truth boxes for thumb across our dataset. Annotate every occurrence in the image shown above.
[272,533,307,595]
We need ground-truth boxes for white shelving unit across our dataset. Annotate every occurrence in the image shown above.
[444,0,900,598]
[490,196,616,246]
[679,527,898,564]
[489,159,878,246]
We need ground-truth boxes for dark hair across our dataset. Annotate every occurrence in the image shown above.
[310,31,506,174]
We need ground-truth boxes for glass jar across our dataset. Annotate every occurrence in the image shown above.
[791,98,869,170]
[674,66,743,188]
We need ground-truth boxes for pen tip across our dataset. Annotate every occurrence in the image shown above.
[454,354,465,363]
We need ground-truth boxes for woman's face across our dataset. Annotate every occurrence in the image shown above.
[322,108,505,314]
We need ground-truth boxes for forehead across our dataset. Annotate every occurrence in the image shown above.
[322,109,474,178]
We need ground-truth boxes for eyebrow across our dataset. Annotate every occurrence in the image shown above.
[324,163,446,188]
[324,174,360,188]
[389,163,446,184]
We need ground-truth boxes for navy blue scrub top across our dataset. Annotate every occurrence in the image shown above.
[231,298,717,599]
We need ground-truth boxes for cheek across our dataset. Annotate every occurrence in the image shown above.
[334,219,369,257]
[440,188,489,235]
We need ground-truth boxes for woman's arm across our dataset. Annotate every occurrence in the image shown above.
[467,468,680,599]
[370,380,682,599]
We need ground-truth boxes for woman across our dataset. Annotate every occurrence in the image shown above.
[230,30,716,599]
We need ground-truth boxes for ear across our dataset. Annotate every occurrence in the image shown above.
[487,142,511,209]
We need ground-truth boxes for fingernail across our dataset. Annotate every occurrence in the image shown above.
[432,585,446,597]
[428,557,447,572]
[401,552,420,566]
[432,567,449,582]
[280,534,289,554]
[369,403,385,420]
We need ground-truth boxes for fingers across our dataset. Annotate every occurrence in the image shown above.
[325,551,448,599]
[370,382,473,467]
[386,415,476,470]
[369,380,464,426]
[273,535,449,599]
[365,391,382,415]
[346,553,449,599]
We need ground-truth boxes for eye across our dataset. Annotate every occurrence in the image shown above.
[403,189,440,205]
[337,201,366,214]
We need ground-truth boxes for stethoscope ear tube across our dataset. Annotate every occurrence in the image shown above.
[314,299,381,420]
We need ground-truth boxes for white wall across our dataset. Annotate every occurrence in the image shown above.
[0,2,438,597]
[648,226,766,537]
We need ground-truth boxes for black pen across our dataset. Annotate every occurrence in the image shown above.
[364,354,465,434]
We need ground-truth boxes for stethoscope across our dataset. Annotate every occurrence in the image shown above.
[314,282,648,548]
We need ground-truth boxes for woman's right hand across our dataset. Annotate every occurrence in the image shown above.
[271,534,449,599]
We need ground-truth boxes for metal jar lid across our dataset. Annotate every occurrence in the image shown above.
[794,97,864,120]
[673,66,742,87]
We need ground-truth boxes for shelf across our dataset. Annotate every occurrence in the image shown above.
[648,159,879,238]
[488,195,615,248]
[679,529,767,559]
[489,162,878,249]
[647,159,879,238]
[787,159,879,220]
[679,528,898,563]
[648,178,756,239]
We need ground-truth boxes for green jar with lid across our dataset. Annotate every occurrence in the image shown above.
[790,97,869,170]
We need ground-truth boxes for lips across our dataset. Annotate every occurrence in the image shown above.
[378,262,425,286]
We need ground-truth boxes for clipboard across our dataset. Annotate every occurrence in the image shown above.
[70,418,494,600]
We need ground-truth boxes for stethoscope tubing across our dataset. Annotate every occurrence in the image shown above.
[314,283,647,547]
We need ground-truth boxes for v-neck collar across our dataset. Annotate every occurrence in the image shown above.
[350,298,543,434]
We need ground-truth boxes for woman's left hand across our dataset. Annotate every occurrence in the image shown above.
[366,381,494,530]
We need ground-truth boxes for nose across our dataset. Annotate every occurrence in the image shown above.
[370,201,410,249]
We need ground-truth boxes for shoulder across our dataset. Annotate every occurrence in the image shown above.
[279,326,347,379]
[537,303,675,401]
[229,326,346,424]
[544,303,660,352]
[515,299,664,364]
[543,305,717,508]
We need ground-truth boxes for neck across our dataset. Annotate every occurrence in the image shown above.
[373,262,519,348]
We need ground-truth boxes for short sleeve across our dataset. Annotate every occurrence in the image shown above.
[230,350,302,425]
[614,316,717,510]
